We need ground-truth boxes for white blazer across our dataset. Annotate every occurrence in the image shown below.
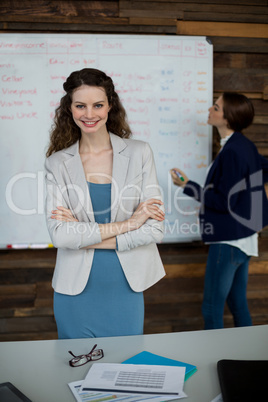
[45,133,166,295]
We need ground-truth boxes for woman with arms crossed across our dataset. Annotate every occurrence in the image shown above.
[45,68,165,339]
[171,92,268,330]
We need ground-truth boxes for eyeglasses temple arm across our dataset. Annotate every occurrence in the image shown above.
[89,344,98,355]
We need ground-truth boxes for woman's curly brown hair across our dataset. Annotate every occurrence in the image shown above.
[46,68,132,157]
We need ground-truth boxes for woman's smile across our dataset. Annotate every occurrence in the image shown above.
[81,120,99,127]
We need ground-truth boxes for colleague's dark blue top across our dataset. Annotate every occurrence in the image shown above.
[183,132,268,242]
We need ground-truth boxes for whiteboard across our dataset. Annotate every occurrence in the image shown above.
[0,34,213,246]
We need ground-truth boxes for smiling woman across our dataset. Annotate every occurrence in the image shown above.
[44,68,166,339]
[46,69,131,157]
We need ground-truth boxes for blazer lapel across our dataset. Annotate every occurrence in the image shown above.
[110,134,129,222]
[61,135,130,223]
[205,157,218,185]
[63,142,95,222]
[206,132,240,185]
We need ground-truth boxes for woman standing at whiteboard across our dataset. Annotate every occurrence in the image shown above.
[170,92,268,329]
[45,68,165,339]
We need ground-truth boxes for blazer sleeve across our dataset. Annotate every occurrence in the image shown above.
[45,157,102,249]
[183,148,247,213]
[260,154,268,183]
[116,142,164,251]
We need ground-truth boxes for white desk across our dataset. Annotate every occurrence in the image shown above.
[1,325,267,402]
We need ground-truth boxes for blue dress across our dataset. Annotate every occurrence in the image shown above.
[54,182,144,339]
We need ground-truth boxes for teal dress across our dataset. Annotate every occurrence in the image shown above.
[54,182,144,339]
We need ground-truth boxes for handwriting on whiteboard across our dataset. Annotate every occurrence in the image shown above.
[0,34,212,243]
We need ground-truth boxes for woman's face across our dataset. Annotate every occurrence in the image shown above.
[208,96,228,131]
[70,85,110,137]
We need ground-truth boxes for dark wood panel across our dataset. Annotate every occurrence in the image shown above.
[214,68,268,92]
[119,2,183,18]
[120,1,268,15]
[244,124,268,143]
[145,315,268,334]
[0,306,53,318]
[0,22,177,34]
[209,37,268,53]
[144,274,268,302]
[131,0,267,4]
[214,53,268,69]
[0,249,56,269]
[0,1,118,18]
[145,301,202,319]
[36,282,53,298]
[184,12,268,23]
[0,295,35,309]
[128,18,176,26]
[0,284,36,308]
[0,268,54,285]
[34,298,53,308]
[1,241,267,268]
[248,299,268,314]
[0,316,56,334]
[0,331,58,341]
[243,54,268,69]
[145,276,204,293]
[0,15,129,25]
[0,284,35,296]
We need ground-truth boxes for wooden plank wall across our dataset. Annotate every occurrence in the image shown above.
[0,0,268,341]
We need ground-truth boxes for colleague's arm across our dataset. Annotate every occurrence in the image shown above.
[183,149,248,213]
[260,154,268,182]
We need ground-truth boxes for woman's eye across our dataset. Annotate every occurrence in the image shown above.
[76,105,84,109]
[95,104,103,109]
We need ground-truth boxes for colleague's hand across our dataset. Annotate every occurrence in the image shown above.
[51,206,78,222]
[170,168,189,187]
[127,198,165,230]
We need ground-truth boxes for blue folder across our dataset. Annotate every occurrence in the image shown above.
[122,351,197,381]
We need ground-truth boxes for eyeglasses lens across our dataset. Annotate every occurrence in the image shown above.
[91,350,103,360]
[71,355,88,366]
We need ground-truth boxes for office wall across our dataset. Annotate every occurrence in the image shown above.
[0,0,268,340]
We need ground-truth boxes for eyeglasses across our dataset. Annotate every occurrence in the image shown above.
[68,344,104,367]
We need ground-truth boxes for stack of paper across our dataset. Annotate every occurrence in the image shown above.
[68,351,197,402]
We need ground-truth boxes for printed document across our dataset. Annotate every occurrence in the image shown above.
[69,380,185,402]
[81,363,186,398]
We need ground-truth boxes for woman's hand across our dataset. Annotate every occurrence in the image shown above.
[170,168,189,187]
[51,206,78,222]
[127,198,165,230]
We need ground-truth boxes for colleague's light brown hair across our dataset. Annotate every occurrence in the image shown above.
[222,92,254,132]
